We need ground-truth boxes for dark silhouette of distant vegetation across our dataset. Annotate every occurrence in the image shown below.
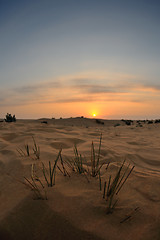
[155,119,160,123]
[96,119,104,125]
[147,120,153,124]
[121,119,133,126]
[5,113,16,122]
[41,121,48,124]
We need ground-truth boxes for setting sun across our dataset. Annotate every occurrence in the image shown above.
[93,113,96,117]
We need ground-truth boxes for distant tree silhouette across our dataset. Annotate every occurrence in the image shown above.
[5,113,16,122]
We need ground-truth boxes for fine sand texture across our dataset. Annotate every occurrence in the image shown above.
[0,118,160,240]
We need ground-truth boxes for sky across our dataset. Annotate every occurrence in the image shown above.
[0,0,160,119]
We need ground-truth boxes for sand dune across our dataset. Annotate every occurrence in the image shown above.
[0,118,160,240]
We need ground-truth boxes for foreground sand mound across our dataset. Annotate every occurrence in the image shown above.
[0,118,160,240]
[0,196,103,240]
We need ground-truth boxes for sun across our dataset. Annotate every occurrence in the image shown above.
[92,113,96,117]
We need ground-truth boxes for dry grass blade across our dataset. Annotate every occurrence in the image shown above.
[96,133,102,168]
[90,134,104,177]
[32,136,40,159]
[103,160,134,214]
[17,144,30,157]
[59,152,70,177]
[116,165,135,195]
[17,148,26,157]
[17,137,40,160]
[42,149,61,187]
[24,176,47,200]
[105,162,110,171]
[63,158,75,171]
[73,145,84,174]
[107,160,125,197]
[91,141,96,176]
[106,175,111,200]
[99,171,102,191]
[42,162,50,186]
[120,207,140,223]
[115,162,130,192]
[25,144,30,156]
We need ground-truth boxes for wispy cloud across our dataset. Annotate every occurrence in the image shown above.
[1,73,160,107]
[13,81,60,93]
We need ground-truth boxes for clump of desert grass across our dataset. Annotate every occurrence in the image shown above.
[90,133,104,177]
[69,133,104,176]
[57,151,70,177]
[103,160,135,214]
[17,136,40,160]
[42,149,62,187]
[72,145,86,174]
[69,145,90,182]
[24,176,47,200]
[17,133,135,212]
[21,163,47,200]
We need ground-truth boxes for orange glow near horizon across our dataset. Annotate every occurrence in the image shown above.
[1,95,160,120]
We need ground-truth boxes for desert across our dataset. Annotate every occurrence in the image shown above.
[0,117,160,240]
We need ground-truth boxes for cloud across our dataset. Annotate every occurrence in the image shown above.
[1,74,160,107]
[13,81,60,94]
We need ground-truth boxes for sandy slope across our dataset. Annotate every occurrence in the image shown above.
[0,118,160,240]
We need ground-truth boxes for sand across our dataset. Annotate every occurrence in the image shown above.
[0,117,160,240]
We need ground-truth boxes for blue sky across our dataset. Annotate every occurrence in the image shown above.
[0,0,160,119]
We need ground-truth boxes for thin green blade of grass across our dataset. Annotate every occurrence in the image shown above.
[57,165,64,174]
[42,162,50,186]
[96,133,102,169]
[74,145,80,172]
[59,152,67,176]
[112,199,118,210]
[107,198,118,214]
[49,161,52,186]
[105,162,110,171]
[59,153,70,177]
[24,177,42,199]
[35,178,47,200]
[17,148,26,157]
[108,193,114,212]
[31,176,46,200]
[63,158,74,171]
[106,175,111,199]
[25,144,30,156]
[116,165,135,195]
[80,154,83,172]
[115,163,130,192]
[32,136,38,152]
[73,145,84,174]
[107,160,125,197]
[91,141,96,176]
[95,163,104,176]
[50,149,62,185]
[32,136,40,159]
[24,176,36,190]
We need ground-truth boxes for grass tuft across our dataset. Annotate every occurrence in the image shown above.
[103,160,135,214]
[57,152,70,177]
[73,145,84,174]
[24,176,47,200]
[17,136,40,160]
[42,149,61,187]
[32,136,40,159]
[90,133,104,177]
